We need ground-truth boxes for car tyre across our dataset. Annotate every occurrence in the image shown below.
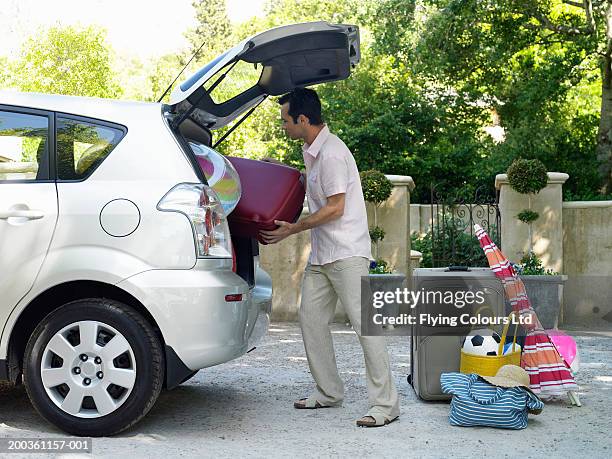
[23,299,164,436]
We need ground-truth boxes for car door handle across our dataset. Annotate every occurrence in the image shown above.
[0,209,45,220]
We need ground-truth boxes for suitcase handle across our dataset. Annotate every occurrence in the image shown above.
[445,265,470,272]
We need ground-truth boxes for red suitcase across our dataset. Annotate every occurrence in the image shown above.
[225,157,306,244]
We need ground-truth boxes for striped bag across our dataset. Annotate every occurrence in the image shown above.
[441,372,544,429]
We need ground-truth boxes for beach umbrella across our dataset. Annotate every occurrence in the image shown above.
[474,224,580,402]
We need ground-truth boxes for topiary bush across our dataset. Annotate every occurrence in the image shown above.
[369,226,386,244]
[360,169,394,265]
[517,209,539,224]
[360,170,393,205]
[507,158,548,255]
[507,158,548,195]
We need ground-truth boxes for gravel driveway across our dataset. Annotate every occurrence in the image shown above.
[1,323,611,458]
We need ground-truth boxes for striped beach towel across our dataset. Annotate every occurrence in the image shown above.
[441,372,544,429]
[474,224,579,396]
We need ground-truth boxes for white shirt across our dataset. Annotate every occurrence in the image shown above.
[302,125,372,265]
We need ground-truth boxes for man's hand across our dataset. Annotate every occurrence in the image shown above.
[260,220,296,244]
[259,193,345,244]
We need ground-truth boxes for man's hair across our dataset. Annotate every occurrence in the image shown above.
[278,88,324,125]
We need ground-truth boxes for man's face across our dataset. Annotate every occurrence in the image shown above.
[280,103,304,140]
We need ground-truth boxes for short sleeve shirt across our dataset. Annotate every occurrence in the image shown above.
[302,125,372,265]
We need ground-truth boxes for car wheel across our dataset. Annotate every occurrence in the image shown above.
[23,299,164,436]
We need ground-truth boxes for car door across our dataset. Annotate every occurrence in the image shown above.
[167,21,360,130]
[0,107,58,337]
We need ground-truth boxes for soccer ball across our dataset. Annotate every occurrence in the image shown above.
[462,329,502,356]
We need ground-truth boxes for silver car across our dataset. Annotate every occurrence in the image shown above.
[0,21,359,436]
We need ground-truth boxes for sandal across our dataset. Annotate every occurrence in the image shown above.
[356,414,398,427]
[293,398,331,409]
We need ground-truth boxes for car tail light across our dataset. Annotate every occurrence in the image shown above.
[158,183,232,258]
[225,294,243,302]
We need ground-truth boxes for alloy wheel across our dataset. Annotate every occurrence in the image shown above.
[40,320,136,418]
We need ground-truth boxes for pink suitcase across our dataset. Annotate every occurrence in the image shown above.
[226,157,305,244]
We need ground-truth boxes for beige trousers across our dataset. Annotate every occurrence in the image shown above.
[299,256,400,419]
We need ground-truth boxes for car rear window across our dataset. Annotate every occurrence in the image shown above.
[56,116,125,180]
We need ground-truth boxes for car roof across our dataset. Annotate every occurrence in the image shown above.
[0,91,161,126]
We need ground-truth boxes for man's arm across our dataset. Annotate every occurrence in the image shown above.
[259,193,345,244]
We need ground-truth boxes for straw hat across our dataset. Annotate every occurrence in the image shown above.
[480,364,543,413]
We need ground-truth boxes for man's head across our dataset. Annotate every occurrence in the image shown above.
[278,88,324,140]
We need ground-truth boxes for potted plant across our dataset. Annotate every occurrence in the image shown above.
[360,170,405,327]
[507,159,567,328]
[513,252,568,329]
[507,158,548,253]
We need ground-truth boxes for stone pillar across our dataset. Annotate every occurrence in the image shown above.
[366,175,415,277]
[410,250,423,270]
[495,172,568,272]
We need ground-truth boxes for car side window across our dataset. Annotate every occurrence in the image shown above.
[56,117,124,180]
[0,110,49,182]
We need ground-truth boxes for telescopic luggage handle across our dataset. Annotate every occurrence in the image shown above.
[445,265,470,272]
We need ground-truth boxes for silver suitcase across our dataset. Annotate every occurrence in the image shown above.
[408,267,506,400]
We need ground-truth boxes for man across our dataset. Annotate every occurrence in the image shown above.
[260,88,400,427]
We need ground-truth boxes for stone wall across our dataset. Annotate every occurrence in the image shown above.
[259,170,611,325]
[562,201,612,324]
[496,172,568,272]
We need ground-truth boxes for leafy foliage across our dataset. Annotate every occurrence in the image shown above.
[411,217,500,268]
[1,0,609,202]
[369,226,386,244]
[0,56,9,88]
[12,25,121,98]
[148,53,190,103]
[516,252,558,276]
[186,0,232,60]
[369,259,394,274]
[507,158,549,195]
[360,170,393,205]
[517,209,540,224]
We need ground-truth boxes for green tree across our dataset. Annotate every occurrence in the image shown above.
[413,0,612,194]
[148,53,192,103]
[315,52,492,203]
[232,0,369,41]
[0,56,10,88]
[209,0,493,203]
[14,25,121,98]
[213,0,371,160]
[115,54,154,102]
[146,0,604,205]
[186,0,232,62]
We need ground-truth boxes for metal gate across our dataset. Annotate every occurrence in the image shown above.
[429,184,501,268]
